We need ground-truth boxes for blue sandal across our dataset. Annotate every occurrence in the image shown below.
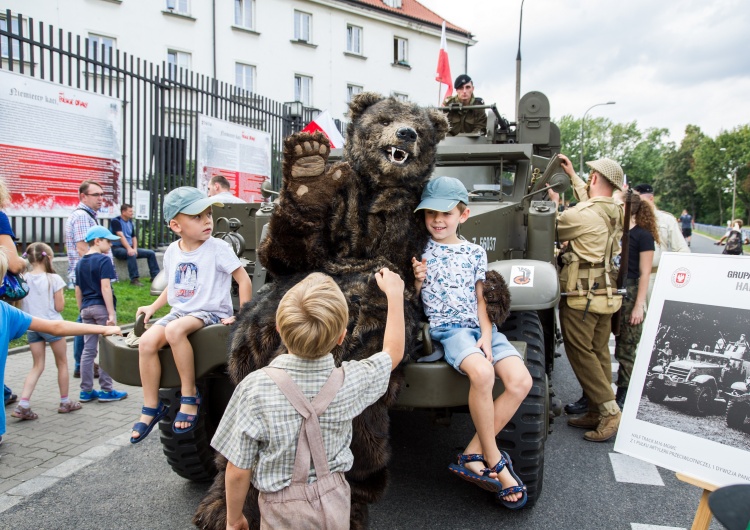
[483,451,528,510]
[130,402,168,444]
[448,453,501,492]
[172,392,202,434]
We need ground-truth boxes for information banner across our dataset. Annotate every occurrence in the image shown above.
[196,114,271,203]
[0,70,122,217]
[615,253,750,487]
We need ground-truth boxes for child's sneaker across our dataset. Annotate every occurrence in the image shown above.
[79,389,99,402]
[97,389,128,402]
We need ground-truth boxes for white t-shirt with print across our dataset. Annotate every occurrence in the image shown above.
[420,238,487,329]
[164,237,242,318]
[21,273,66,321]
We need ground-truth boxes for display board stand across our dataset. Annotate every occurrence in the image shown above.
[676,472,718,530]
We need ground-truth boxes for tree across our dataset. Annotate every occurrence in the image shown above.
[654,125,703,219]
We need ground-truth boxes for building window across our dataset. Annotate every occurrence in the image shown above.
[347,84,363,103]
[294,74,312,106]
[0,16,22,60]
[167,49,191,79]
[392,92,408,102]
[383,0,402,7]
[88,34,116,73]
[394,37,408,65]
[234,0,254,29]
[346,24,362,55]
[235,63,255,93]
[294,10,312,42]
[167,0,190,15]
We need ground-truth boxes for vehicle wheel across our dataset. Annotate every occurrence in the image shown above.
[645,380,667,403]
[158,371,235,482]
[726,399,749,430]
[688,385,714,416]
[497,311,547,508]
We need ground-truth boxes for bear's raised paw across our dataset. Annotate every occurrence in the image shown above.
[287,131,331,179]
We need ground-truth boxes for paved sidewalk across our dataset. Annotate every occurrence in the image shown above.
[2,341,143,496]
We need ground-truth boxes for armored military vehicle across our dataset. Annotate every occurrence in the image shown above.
[100,91,566,507]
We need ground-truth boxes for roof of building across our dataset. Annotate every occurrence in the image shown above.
[351,0,471,37]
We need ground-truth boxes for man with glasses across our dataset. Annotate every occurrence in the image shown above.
[442,74,487,136]
[65,180,112,378]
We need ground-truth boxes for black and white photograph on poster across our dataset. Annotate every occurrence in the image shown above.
[615,253,750,488]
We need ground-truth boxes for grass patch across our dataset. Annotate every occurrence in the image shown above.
[9,280,169,349]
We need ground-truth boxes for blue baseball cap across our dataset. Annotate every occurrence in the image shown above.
[85,225,120,243]
[414,176,469,213]
[163,186,223,222]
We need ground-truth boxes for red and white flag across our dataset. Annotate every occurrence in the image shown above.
[301,110,346,148]
[435,21,452,100]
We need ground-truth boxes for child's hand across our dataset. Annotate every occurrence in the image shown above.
[476,335,493,362]
[411,256,427,282]
[375,267,404,298]
[103,326,122,336]
[221,315,236,325]
[136,304,156,324]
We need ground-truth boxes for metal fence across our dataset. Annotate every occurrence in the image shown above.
[1,9,331,252]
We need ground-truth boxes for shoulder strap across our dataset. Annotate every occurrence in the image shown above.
[589,202,622,302]
[262,366,345,484]
[75,207,97,222]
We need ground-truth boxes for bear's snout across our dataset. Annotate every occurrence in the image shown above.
[396,126,417,143]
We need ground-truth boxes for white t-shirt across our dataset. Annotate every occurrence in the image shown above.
[164,237,242,318]
[21,273,66,321]
[420,238,487,329]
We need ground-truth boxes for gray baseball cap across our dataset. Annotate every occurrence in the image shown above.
[163,186,223,222]
[414,176,469,213]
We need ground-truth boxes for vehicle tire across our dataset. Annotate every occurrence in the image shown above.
[158,371,236,482]
[688,385,714,416]
[645,380,667,403]
[726,399,748,430]
[497,311,547,508]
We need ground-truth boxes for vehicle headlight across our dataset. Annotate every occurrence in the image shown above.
[730,382,748,393]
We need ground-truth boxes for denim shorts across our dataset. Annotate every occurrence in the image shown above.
[430,324,521,374]
[154,309,223,328]
[27,330,63,344]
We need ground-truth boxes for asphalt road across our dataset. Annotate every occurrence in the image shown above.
[1,234,729,529]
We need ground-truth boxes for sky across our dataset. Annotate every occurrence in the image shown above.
[419,0,750,144]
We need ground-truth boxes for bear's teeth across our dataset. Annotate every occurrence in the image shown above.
[389,147,409,164]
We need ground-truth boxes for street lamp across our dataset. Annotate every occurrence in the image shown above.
[580,101,616,176]
[720,147,737,221]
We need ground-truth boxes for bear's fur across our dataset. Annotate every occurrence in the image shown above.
[194,93,449,530]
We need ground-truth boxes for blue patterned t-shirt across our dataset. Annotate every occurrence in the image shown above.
[420,238,487,329]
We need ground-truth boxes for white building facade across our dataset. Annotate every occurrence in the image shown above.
[1,0,475,121]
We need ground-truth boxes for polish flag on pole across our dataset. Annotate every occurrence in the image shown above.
[435,21,453,102]
[301,110,346,148]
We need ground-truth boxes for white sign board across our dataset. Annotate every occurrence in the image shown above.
[134,189,151,221]
[615,253,750,487]
[0,70,122,217]
[196,114,271,203]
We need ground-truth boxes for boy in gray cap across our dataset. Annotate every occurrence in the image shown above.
[442,74,487,136]
[130,187,252,444]
[412,176,531,509]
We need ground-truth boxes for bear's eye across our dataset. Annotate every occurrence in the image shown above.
[380,119,391,126]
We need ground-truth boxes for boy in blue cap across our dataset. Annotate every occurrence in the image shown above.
[412,176,531,509]
[75,225,129,403]
[130,187,252,443]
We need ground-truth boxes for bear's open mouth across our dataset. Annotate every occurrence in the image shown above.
[386,147,409,165]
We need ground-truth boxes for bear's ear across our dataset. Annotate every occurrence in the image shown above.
[427,108,450,141]
[348,92,385,122]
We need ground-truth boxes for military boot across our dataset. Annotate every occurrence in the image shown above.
[584,411,621,442]
[567,411,600,429]
[615,387,627,410]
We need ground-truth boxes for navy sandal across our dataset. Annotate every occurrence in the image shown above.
[172,392,202,434]
[130,402,168,444]
[448,453,501,492]
[484,450,528,510]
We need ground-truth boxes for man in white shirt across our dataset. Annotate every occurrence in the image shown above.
[207,175,246,203]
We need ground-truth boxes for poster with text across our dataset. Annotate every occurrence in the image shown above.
[0,70,122,218]
[196,114,271,203]
[615,253,750,487]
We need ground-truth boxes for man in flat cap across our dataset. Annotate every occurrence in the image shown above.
[442,74,487,136]
[548,155,624,442]
[632,183,689,304]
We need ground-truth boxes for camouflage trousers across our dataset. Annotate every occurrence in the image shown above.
[614,283,644,388]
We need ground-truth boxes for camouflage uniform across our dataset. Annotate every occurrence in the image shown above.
[614,282,642,388]
[443,95,487,136]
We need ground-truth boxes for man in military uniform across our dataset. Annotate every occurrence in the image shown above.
[548,154,624,442]
[632,183,689,304]
[442,74,487,136]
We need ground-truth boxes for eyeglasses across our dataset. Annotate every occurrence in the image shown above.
[86,193,105,197]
